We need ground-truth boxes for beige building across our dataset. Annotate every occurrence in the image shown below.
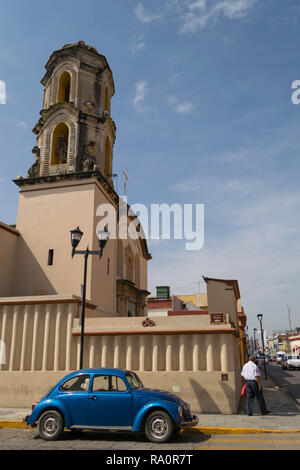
[0,42,244,414]
[289,335,300,355]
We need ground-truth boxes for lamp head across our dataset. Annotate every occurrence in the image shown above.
[70,226,83,251]
[257,314,263,322]
[97,226,110,256]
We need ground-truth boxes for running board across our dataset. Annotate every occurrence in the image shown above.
[70,425,133,431]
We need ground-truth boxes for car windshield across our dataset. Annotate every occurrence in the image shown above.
[126,372,144,390]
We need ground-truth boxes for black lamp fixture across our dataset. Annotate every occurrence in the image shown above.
[257,313,267,379]
[71,226,83,255]
[70,225,110,369]
[97,226,109,258]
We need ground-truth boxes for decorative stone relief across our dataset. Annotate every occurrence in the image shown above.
[27,146,41,178]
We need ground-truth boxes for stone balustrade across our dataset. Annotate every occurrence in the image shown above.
[72,315,240,373]
[0,298,240,373]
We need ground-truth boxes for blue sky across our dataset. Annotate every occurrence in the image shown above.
[1,0,300,335]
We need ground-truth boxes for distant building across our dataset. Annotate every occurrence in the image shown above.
[289,335,300,355]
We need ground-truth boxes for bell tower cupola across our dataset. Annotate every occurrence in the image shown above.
[22,41,116,186]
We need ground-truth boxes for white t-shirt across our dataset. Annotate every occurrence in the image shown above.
[241,360,260,381]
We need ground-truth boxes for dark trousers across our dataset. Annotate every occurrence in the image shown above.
[246,380,268,415]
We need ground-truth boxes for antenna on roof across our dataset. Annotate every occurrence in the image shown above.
[287,303,293,332]
[192,280,202,293]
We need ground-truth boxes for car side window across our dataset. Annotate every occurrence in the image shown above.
[113,376,127,392]
[93,375,110,392]
[92,375,127,392]
[61,374,90,392]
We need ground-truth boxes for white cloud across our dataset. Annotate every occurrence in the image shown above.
[17,121,27,129]
[134,0,188,25]
[134,0,258,33]
[130,80,149,112]
[180,0,258,32]
[131,34,146,53]
[0,80,6,104]
[168,95,197,114]
[134,2,164,23]
[175,101,197,114]
[188,0,207,11]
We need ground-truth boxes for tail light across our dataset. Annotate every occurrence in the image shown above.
[32,402,38,411]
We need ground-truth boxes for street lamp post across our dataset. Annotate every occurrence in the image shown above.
[70,226,109,370]
[257,313,267,380]
[253,328,257,354]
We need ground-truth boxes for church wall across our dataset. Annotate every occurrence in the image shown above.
[0,304,241,412]
[0,370,240,413]
[0,226,19,296]
[89,181,118,315]
[13,181,96,300]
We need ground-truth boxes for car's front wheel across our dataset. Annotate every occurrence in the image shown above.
[144,410,174,443]
[38,410,64,441]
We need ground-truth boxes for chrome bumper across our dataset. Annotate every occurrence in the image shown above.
[180,415,199,428]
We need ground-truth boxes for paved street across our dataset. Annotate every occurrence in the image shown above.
[1,363,300,454]
[1,427,300,451]
[266,362,300,404]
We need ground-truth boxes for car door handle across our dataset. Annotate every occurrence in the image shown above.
[89,395,98,400]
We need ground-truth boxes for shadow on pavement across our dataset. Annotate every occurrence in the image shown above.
[33,429,211,444]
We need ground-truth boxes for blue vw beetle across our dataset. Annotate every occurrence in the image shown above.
[24,368,198,443]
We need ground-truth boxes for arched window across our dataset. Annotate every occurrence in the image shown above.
[58,71,71,103]
[104,136,111,176]
[104,86,110,115]
[51,122,69,165]
[135,254,140,288]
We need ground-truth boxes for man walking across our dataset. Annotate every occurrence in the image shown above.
[241,355,270,416]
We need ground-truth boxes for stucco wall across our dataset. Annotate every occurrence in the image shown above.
[206,279,239,326]
[0,299,242,413]
[0,226,19,297]
[0,370,241,413]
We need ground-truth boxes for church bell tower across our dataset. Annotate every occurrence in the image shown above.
[25,41,116,185]
[12,42,119,314]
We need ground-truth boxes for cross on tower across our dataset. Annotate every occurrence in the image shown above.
[123,168,129,196]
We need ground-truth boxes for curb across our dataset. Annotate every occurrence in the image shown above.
[1,421,300,434]
[0,421,27,429]
[185,426,300,434]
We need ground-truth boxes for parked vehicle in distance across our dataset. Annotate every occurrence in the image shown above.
[256,354,268,365]
[281,354,293,370]
[286,356,300,371]
[24,368,198,443]
[276,352,285,364]
[272,356,277,362]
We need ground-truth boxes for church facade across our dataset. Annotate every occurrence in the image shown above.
[1,41,151,317]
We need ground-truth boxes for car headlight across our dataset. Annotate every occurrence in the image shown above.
[178,406,183,418]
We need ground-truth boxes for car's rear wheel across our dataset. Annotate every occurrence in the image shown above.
[38,410,64,441]
[144,410,174,443]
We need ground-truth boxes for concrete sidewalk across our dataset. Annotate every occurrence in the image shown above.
[1,374,300,434]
